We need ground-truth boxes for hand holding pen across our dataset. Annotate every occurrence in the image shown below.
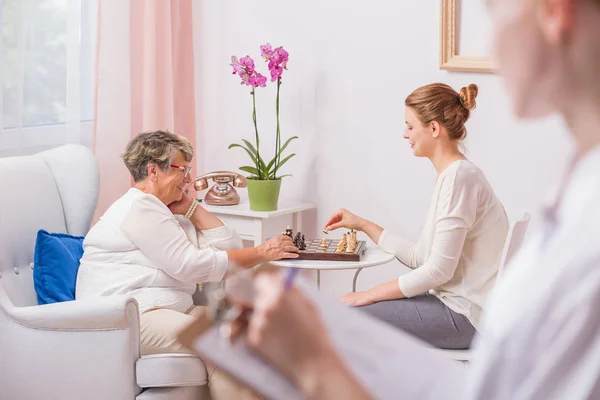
[213,269,367,398]
[222,268,298,342]
[228,272,337,388]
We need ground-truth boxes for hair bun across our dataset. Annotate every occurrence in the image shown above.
[459,84,478,111]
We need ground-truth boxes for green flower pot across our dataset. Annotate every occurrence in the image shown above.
[246,178,282,211]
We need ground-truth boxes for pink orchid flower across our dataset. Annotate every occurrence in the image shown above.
[260,44,289,81]
[269,65,283,82]
[231,55,262,86]
[260,43,274,60]
[239,71,251,85]
[248,73,267,88]
[230,56,244,75]
[238,56,255,74]
[273,46,289,69]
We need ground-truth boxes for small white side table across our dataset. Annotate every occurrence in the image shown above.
[199,199,315,246]
[270,247,396,292]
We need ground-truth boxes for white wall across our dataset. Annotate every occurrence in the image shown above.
[193,0,573,296]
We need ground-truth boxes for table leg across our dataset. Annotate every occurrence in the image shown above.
[352,268,363,292]
[292,212,301,234]
[254,219,264,245]
[317,270,321,291]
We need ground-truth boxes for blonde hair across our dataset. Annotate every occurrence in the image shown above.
[122,130,194,182]
[405,83,479,140]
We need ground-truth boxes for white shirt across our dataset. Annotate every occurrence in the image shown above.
[76,188,242,313]
[378,160,509,329]
[466,146,600,399]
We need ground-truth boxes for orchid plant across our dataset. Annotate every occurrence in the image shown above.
[228,44,298,180]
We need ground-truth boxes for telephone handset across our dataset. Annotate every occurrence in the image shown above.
[185,171,247,206]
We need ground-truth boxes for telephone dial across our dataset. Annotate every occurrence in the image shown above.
[185,171,247,206]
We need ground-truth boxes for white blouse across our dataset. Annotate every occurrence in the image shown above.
[360,148,600,398]
[76,188,242,314]
[378,160,509,329]
[467,146,600,399]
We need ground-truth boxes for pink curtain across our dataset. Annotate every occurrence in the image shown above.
[93,0,197,220]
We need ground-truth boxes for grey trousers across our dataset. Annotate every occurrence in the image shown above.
[358,294,476,349]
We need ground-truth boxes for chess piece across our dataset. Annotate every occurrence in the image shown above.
[283,225,293,239]
[294,232,302,248]
[299,234,306,250]
[336,233,348,253]
[346,229,358,253]
[320,238,328,249]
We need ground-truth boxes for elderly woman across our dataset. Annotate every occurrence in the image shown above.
[76,130,297,399]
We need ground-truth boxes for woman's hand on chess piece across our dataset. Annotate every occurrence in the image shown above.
[339,291,375,307]
[325,209,385,244]
[325,208,365,232]
[258,236,299,261]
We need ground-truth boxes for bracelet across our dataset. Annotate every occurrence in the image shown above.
[184,199,198,219]
[184,200,197,219]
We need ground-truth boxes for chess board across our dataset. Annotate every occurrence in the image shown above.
[296,239,367,262]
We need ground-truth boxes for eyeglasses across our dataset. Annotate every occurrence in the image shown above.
[170,164,192,178]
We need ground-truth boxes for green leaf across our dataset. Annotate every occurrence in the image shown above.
[258,156,268,174]
[252,154,268,179]
[239,166,260,175]
[278,174,293,179]
[265,156,277,174]
[235,141,265,175]
[279,136,299,155]
[271,137,299,176]
[274,153,296,172]
[266,137,298,174]
[241,139,258,157]
[228,144,259,169]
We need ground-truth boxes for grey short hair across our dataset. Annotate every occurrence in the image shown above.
[122,130,194,182]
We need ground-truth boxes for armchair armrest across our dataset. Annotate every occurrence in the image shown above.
[4,295,139,330]
[0,288,142,400]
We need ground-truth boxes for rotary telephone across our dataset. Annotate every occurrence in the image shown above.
[185,171,247,206]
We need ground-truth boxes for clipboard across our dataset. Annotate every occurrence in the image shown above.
[177,281,304,400]
[177,277,467,400]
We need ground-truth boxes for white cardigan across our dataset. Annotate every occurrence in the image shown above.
[378,160,508,329]
[76,188,242,314]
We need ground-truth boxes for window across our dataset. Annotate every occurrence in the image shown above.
[0,0,97,156]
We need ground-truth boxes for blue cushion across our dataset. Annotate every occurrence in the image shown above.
[33,229,84,305]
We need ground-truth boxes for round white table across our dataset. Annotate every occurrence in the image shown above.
[270,247,396,292]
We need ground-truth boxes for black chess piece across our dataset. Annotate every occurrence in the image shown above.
[299,234,306,251]
[294,232,302,247]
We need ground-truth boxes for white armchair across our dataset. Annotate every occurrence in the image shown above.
[0,145,208,400]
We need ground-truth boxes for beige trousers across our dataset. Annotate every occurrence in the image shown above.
[140,306,260,400]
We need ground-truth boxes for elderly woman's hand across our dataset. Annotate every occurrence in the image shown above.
[168,193,194,215]
[257,236,299,261]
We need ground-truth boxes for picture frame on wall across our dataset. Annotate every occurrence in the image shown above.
[439,0,498,73]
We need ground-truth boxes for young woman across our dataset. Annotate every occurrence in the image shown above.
[242,0,600,398]
[325,83,509,349]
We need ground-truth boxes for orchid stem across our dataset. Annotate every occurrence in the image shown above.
[274,78,281,179]
[252,89,261,178]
